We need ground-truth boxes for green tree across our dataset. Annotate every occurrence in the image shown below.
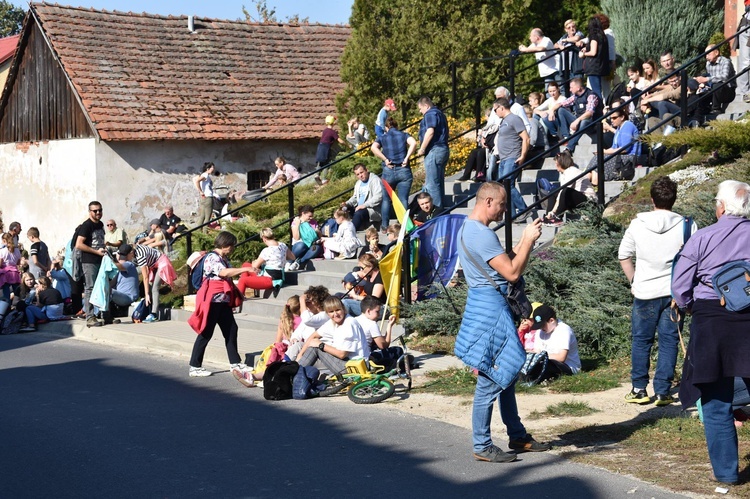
[337,0,599,124]
[0,1,24,37]
[242,1,308,24]
[601,0,723,77]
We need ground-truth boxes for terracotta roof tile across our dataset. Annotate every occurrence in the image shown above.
[31,3,350,141]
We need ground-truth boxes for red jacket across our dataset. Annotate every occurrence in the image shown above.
[188,278,243,334]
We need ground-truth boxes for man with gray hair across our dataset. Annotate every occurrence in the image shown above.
[494,86,531,134]
[672,179,750,486]
[158,205,184,243]
[518,28,559,85]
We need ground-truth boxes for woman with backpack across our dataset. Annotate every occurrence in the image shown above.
[187,231,255,378]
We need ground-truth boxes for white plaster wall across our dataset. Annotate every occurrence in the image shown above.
[95,139,316,240]
[0,138,97,253]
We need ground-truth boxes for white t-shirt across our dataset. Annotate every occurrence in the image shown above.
[559,166,595,199]
[199,172,214,197]
[356,315,384,346]
[533,320,581,373]
[292,309,329,342]
[317,315,370,359]
[532,37,558,77]
[259,242,288,270]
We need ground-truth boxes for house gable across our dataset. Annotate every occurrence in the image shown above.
[0,17,94,143]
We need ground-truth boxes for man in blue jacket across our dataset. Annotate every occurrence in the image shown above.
[455,182,550,462]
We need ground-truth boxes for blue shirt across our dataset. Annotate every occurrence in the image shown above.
[418,107,449,153]
[457,219,507,289]
[116,260,140,301]
[612,120,641,156]
[375,128,411,166]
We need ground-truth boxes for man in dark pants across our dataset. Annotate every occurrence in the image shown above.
[75,201,106,328]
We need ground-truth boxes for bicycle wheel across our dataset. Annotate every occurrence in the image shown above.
[318,376,351,397]
[347,378,395,404]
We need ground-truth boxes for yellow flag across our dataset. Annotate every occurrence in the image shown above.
[379,241,403,319]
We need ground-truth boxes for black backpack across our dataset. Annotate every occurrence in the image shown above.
[1,310,25,335]
[262,361,299,401]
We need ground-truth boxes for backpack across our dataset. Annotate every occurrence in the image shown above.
[711,260,750,312]
[190,252,211,290]
[262,361,299,401]
[292,365,326,400]
[519,351,549,386]
[253,344,275,373]
[131,299,149,323]
[1,310,24,335]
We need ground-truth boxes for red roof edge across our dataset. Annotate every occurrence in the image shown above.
[0,35,20,65]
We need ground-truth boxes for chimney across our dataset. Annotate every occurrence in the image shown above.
[188,15,195,33]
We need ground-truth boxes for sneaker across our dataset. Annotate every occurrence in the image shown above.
[143,314,158,323]
[74,310,86,320]
[288,261,300,271]
[189,367,212,377]
[232,368,256,388]
[542,214,564,227]
[743,94,750,103]
[624,388,651,404]
[229,362,250,372]
[112,319,121,325]
[19,325,36,333]
[473,445,517,463]
[655,394,674,406]
[86,316,102,328]
[508,434,552,453]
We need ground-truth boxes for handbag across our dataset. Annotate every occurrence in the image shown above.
[459,227,532,322]
[604,154,635,181]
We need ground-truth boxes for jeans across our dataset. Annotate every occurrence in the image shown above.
[555,108,592,153]
[423,145,449,208]
[380,166,413,224]
[351,209,371,232]
[291,241,321,266]
[472,372,527,452]
[82,262,101,319]
[25,305,46,325]
[587,74,603,99]
[342,298,362,317]
[651,100,680,119]
[111,289,136,308]
[498,157,528,217]
[630,296,679,395]
[700,377,750,483]
[737,27,749,95]
[150,272,162,315]
[486,153,499,182]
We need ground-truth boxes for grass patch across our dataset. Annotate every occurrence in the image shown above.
[408,335,455,355]
[557,415,750,496]
[527,401,599,420]
[413,367,475,397]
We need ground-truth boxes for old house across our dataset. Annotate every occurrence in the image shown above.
[0,3,350,249]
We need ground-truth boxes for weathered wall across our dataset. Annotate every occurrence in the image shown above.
[0,137,317,252]
[0,138,97,254]
[95,138,317,238]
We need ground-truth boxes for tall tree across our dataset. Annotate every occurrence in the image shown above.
[601,0,723,76]
[337,0,599,123]
[0,1,24,37]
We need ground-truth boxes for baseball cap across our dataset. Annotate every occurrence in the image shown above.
[117,244,133,256]
[531,304,556,330]
[384,98,396,110]
[150,219,161,227]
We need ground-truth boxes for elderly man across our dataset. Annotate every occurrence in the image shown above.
[104,219,127,249]
[695,45,737,113]
[341,163,383,231]
[454,182,549,463]
[493,98,529,217]
[158,206,184,242]
[672,180,750,486]
[494,86,531,134]
[619,177,697,406]
[543,77,601,153]
[371,116,417,226]
[518,28,559,85]
[417,96,450,208]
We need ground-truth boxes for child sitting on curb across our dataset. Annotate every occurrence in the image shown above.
[526,304,581,383]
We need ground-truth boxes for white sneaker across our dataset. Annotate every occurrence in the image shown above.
[289,261,300,271]
[230,363,251,373]
[189,367,212,377]
[284,262,293,272]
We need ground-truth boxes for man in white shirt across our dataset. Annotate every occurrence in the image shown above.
[518,28,559,86]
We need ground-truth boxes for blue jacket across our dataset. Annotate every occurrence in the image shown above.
[454,286,525,389]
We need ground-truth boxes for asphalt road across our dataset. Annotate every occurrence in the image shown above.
[0,333,688,499]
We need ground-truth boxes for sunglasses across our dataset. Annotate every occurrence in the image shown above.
[106,223,114,227]
[90,209,102,213]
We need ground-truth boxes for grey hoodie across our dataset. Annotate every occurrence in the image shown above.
[618,210,697,300]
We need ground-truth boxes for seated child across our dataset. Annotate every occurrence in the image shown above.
[11,272,36,313]
[48,258,71,300]
[359,227,385,259]
[20,276,64,332]
[322,209,362,260]
[528,304,580,382]
[355,297,402,369]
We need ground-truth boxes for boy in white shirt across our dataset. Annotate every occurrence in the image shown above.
[530,305,581,382]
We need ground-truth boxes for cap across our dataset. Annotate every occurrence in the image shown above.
[531,304,556,330]
[384,98,396,111]
[150,219,161,227]
[117,243,133,256]
[687,79,699,92]
[343,272,358,285]
[325,115,336,125]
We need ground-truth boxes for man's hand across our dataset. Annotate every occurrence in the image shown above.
[570,119,579,133]
[355,205,366,211]
[522,218,543,244]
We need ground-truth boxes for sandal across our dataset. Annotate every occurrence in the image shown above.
[232,368,256,388]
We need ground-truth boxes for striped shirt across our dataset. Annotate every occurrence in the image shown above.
[134,244,160,269]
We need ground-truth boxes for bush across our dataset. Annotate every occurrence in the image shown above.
[400,285,466,338]
[645,121,750,161]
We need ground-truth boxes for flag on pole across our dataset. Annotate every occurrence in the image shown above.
[379,208,411,320]
[381,179,415,233]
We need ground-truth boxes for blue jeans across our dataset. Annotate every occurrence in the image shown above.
[472,372,527,452]
[587,75,603,99]
[342,298,362,317]
[651,100,680,119]
[291,241,321,266]
[498,157,528,217]
[25,305,47,325]
[630,296,679,395]
[423,145,449,208]
[555,108,591,153]
[701,377,750,483]
[486,154,499,182]
[380,166,413,225]
[111,290,136,308]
